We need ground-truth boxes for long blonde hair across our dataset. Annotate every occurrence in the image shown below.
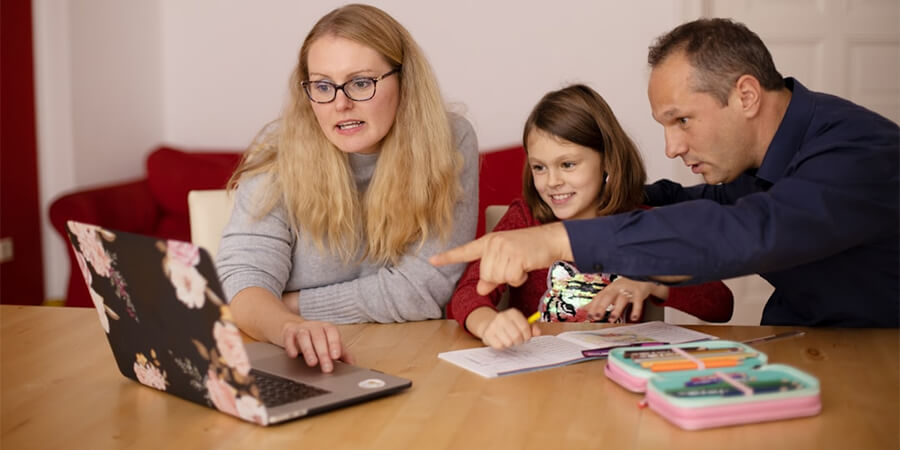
[229,4,461,265]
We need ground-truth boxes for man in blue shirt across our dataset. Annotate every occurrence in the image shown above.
[433,18,898,327]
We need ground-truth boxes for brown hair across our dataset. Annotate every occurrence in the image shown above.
[229,4,460,265]
[648,18,784,105]
[522,84,646,223]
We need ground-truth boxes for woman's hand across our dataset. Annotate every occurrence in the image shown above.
[280,319,351,373]
[584,277,668,322]
[469,307,541,350]
[282,291,300,313]
[231,287,353,373]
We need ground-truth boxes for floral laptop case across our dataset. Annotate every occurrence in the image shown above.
[65,220,411,425]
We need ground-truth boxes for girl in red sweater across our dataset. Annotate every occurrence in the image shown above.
[446,84,733,349]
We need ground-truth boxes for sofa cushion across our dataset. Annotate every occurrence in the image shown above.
[477,145,526,236]
[154,212,192,242]
[146,147,242,216]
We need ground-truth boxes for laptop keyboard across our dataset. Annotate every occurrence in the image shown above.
[249,369,330,407]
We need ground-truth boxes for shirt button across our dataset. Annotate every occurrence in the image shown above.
[593,264,604,272]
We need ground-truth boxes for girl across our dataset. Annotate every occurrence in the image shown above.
[217,4,478,371]
[446,84,732,349]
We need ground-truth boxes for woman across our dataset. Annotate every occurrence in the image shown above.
[217,4,478,372]
[446,84,733,349]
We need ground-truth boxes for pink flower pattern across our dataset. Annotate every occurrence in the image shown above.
[205,368,238,416]
[167,260,208,309]
[72,223,113,277]
[235,395,269,425]
[134,359,167,391]
[214,321,251,376]
[166,240,201,267]
[66,222,269,425]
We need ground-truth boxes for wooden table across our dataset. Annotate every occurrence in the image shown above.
[1,305,897,449]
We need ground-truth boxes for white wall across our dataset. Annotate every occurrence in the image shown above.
[35,0,165,303]
[158,0,686,171]
[33,0,75,304]
[36,0,692,302]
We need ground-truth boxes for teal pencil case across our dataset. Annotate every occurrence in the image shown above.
[604,340,767,393]
[604,340,821,430]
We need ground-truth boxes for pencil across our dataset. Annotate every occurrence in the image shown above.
[625,347,743,360]
[632,350,756,364]
[643,355,745,369]
[650,359,740,372]
[527,311,541,324]
[742,330,806,346]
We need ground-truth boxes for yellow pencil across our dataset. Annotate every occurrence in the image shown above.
[527,311,541,324]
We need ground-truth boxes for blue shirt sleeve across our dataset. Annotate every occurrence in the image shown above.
[565,126,898,285]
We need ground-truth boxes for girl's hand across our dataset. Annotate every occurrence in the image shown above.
[280,319,351,373]
[479,308,541,349]
[585,277,665,322]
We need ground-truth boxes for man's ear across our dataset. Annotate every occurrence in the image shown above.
[734,74,762,118]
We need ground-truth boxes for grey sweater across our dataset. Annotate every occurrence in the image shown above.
[216,115,478,324]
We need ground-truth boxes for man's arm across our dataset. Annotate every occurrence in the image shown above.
[644,177,762,207]
[429,222,572,295]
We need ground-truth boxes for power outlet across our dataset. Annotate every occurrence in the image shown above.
[0,237,13,263]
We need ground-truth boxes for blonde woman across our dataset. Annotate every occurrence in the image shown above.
[216,4,478,372]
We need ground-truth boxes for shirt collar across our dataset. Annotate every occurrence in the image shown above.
[756,78,815,184]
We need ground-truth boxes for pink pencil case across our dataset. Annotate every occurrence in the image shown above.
[604,341,821,430]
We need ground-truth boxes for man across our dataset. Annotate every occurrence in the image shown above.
[432,18,899,327]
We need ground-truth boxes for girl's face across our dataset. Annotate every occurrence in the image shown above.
[527,129,605,221]
[306,35,400,154]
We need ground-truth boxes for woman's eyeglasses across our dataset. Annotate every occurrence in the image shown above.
[301,68,400,104]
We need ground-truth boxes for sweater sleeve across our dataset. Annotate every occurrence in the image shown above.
[216,174,294,302]
[663,281,735,323]
[445,199,535,328]
[296,115,479,324]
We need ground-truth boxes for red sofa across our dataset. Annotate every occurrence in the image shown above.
[49,147,243,307]
[49,145,525,307]
[476,145,525,236]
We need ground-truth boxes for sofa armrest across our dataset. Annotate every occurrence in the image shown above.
[48,179,160,307]
[49,179,160,238]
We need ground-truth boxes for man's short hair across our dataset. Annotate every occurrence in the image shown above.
[648,18,785,105]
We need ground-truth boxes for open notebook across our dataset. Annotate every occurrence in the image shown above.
[438,321,717,378]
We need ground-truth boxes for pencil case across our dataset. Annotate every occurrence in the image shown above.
[604,340,766,393]
[604,341,821,430]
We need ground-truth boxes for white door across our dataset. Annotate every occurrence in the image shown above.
[667,0,899,325]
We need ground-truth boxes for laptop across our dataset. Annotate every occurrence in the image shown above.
[65,220,411,426]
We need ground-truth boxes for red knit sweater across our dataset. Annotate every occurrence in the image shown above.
[446,199,734,329]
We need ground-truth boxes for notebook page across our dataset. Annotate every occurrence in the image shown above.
[556,321,717,349]
[437,336,589,378]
